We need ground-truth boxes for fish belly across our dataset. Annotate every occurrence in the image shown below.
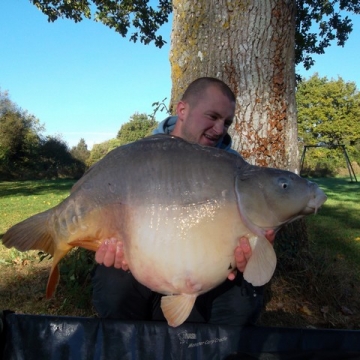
[125,201,245,296]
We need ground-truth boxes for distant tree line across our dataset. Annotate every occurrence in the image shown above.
[0,90,86,180]
[0,91,159,180]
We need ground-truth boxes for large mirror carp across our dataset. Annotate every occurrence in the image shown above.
[3,135,327,327]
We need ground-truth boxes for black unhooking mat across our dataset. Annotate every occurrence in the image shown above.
[1,312,360,360]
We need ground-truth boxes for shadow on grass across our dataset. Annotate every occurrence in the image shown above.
[314,203,360,233]
[306,205,360,265]
[0,179,76,198]
[0,261,93,317]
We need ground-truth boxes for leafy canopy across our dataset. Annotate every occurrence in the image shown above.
[0,90,43,165]
[86,138,121,167]
[297,74,360,173]
[31,0,172,48]
[297,73,360,146]
[296,0,360,69]
[30,0,360,68]
[116,112,157,144]
[71,138,90,163]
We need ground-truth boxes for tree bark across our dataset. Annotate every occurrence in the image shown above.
[170,0,298,171]
[170,0,307,255]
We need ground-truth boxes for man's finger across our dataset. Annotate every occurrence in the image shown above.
[239,237,251,261]
[227,270,237,281]
[121,260,129,271]
[102,241,117,267]
[235,246,247,273]
[113,242,125,269]
[95,241,108,264]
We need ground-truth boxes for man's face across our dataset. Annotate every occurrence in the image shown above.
[175,86,235,147]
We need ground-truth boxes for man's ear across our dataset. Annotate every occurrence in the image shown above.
[176,100,187,120]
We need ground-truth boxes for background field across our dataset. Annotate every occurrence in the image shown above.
[0,177,359,328]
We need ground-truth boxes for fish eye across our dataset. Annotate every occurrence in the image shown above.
[278,178,289,189]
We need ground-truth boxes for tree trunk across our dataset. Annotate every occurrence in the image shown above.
[170,0,307,254]
[170,0,298,171]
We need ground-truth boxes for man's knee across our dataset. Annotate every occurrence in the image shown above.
[209,280,264,326]
[92,265,157,320]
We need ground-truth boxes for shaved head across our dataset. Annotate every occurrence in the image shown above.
[181,77,236,108]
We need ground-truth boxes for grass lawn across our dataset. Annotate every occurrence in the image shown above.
[0,176,359,328]
[0,179,95,317]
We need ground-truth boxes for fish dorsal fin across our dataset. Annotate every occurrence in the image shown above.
[243,236,277,286]
[46,247,72,298]
[161,294,197,327]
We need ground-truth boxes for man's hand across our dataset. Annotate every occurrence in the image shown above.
[227,230,276,281]
[95,238,129,270]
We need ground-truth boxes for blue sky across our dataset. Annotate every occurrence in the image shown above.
[1,1,359,149]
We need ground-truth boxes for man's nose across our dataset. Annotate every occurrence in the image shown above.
[213,121,225,135]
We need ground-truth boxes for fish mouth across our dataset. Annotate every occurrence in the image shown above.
[304,190,327,215]
[302,203,325,215]
[302,205,320,215]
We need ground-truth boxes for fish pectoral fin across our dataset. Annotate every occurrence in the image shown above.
[161,294,197,327]
[46,247,72,298]
[243,236,277,287]
[69,239,103,252]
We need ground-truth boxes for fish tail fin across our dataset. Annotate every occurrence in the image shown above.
[3,209,72,298]
[161,294,197,327]
[243,236,277,286]
[2,209,55,255]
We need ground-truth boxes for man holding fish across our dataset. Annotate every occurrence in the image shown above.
[92,77,276,326]
[3,77,326,327]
